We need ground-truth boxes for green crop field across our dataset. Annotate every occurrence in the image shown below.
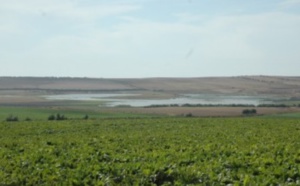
[1,117,300,185]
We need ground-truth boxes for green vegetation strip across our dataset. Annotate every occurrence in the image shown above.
[261,112,300,119]
[0,118,300,185]
[0,107,157,121]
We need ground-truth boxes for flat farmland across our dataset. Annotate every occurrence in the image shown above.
[1,76,300,185]
[1,117,300,185]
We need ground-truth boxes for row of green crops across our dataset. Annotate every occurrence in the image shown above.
[1,117,300,185]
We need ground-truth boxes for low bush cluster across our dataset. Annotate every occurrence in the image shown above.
[6,115,19,122]
[242,109,257,115]
[48,114,67,121]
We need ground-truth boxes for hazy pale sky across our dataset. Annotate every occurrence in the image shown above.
[0,0,300,78]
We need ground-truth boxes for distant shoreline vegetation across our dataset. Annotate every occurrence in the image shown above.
[144,103,300,108]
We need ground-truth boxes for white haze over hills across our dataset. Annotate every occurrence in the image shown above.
[0,0,299,78]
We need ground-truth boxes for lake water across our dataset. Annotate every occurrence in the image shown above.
[44,93,273,107]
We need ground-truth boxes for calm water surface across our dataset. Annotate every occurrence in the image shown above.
[44,93,273,107]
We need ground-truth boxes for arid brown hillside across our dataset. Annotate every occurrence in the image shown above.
[0,77,137,91]
[0,76,300,97]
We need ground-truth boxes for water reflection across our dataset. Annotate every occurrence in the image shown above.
[44,93,273,107]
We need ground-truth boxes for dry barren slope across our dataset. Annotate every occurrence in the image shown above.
[117,76,300,96]
[0,76,300,97]
[0,77,137,91]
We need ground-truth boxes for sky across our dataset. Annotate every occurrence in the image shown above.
[0,0,300,78]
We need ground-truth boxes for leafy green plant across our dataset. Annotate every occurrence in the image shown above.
[0,117,300,185]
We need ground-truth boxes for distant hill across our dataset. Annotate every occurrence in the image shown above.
[1,76,300,97]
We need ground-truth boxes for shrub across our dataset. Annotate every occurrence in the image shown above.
[56,113,65,120]
[242,109,257,115]
[185,113,193,117]
[48,114,55,121]
[25,117,32,121]
[6,115,19,122]
[83,114,89,120]
[48,113,67,121]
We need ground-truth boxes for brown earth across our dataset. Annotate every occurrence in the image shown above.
[0,76,300,97]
